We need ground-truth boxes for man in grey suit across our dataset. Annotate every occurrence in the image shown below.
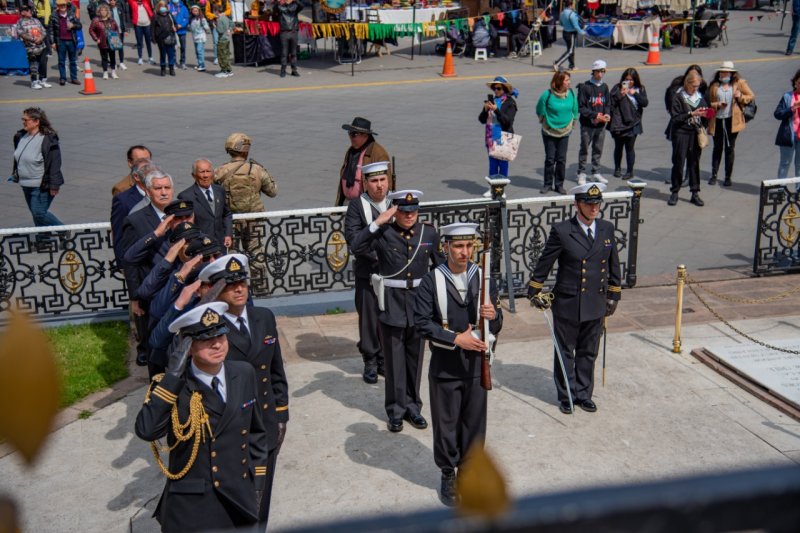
[179,158,233,251]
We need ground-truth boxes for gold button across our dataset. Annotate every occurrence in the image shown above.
[263,391,268,396]
[582,260,587,264]
[262,377,267,382]
[408,246,412,251]
[211,451,217,458]
[242,473,248,479]
[260,364,266,370]
[212,466,218,473]
[601,260,606,264]
[601,278,605,282]
[581,288,585,292]
[263,404,268,410]
[241,444,247,450]
[407,272,411,277]
[601,269,605,273]
[214,481,220,488]
[582,278,587,283]
[582,269,586,273]
[241,429,248,435]
[241,459,247,465]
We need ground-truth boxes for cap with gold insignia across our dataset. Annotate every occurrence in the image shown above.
[388,189,423,212]
[186,235,222,259]
[361,161,389,180]
[198,253,249,283]
[441,222,479,241]
[164,199,194,217]
[169,221,202,244]
[568,183,606,204]
[168,302,230,339]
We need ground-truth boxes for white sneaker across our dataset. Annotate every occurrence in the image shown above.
[39,79,52,88]
[225,71,234,77]
[214,72,227,78]
[180,63,187,70]
[577,173,587,185]
[591,174,608,184]
[102,71,109,80]
[119,62,127,70]
[137,58,143,65]
[148,57,155,64]
[111,70,119,79]
[31,80,42,90]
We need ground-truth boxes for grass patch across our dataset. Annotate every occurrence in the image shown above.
[46,321,130,407]
[325,307,346,315]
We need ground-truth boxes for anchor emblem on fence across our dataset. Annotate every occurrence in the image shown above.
[326,231,349,273]
[59,251,85,294]
[779,205,800,247]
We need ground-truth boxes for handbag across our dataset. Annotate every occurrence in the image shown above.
[696,126,710,149]
[107,28,123,51]
[741,99,757,123]
[163,32,177,46]
[488,131,523,162]
[74,28,85,52]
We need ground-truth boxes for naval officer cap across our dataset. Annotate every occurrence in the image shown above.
[186,235,222,259]
[569,183,606,204]
[169,221,202,244]
[168,302,230,339]
[198,253,249,283]
[361,161,390,180]
[388,189,423,212]
[441,222,479,241]
[164,199,194,217]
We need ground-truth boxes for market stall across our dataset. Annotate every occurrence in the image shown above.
[0,12,27,75]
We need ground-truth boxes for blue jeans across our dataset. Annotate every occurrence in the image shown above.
[158,43,176,67]
[57,39,78,81]
[177,33,187,65]
[778,138,800,180]
[194,40,205,68]
[211,24,219,60]
[134,25,153,59]
[22,186,63,227]
[488,156,509,177]
[788,14,800,53]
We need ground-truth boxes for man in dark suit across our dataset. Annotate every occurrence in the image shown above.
[198,253,289,528]
[110,158,153,268]
[414,223,503,507]
[135,301,269,533]
[179,158,233,251]
[527,183,621,414]
[344,161,392,384]
[351,190,444,433]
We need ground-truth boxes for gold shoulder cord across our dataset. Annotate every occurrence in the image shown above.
[146,375,214,480]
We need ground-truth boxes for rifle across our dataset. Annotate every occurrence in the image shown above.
[391,156,397,191]
[479,231,493,391]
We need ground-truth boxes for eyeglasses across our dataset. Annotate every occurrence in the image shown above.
[492,86,504,91]
[21,117,35,123]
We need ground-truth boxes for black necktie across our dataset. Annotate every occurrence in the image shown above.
[205,189,213,204]
[238,317,249,338]
[211,376,225,403]
[587,228,594,244]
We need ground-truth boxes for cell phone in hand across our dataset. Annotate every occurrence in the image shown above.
[487,94,494,102]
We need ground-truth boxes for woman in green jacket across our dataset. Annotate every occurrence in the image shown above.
[537,70,579,194]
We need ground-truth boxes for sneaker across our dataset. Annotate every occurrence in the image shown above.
[213,58,218,65]
[591,174,608,184]
[667,192,678,206]
[291,70,300,77]
[102,71,109,80]
[119,62,127,70]
[508,51,517,58]
[225,71,234,77]
[111,70,119,79]
[148,57,155,64]
[577,172,587,185]
[31,80,42,90]
[137,58,143,65]
[40,79,52,88]
[214,72,227,78]
[197,66,206,71]
[180,63,187,70]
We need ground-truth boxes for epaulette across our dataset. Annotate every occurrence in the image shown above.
[144,373,177,405]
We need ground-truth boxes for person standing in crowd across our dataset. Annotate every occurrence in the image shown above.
[12,107,65,235]
[553,0,583,72]
[112,145,153,196]
[274,0,301,78]
[200,254,289,530]
[135,302,270,533]
[189,4,210,71]
[14,4,51,90]
[668,71,710,207]
[609,68,648,180]
[128,0,155,65]
[664,64,706,117]
[111,157,153,266]
[107,0,129,70]
[168,0,189,70]
[576,60,611,185]
[707,62,754,187]
[214,133,277,294]
[89,2,121,80]
[179,158,233,249]
[528,183,621,415]
[344,161,392,384]
[351,190,444,434]
[49,0,81,86]
[337,117,392,206]
[205,0,230,66]
[414,223,502,507]
[32,0,51,52]
[537,70,578,195]
[775,69,800,180]
[152,0,178,76]
[786,0,800,56]
[479,76,518,183]
[213,2,233,77]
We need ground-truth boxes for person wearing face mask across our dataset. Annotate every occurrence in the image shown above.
[152,0,178,76]
[707,62,754,188]
[609,68,648,180]
[168,0,190,70]
[576,60,611,185]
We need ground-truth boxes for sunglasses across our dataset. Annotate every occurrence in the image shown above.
[492,86,504,91]
[349,131,366,138]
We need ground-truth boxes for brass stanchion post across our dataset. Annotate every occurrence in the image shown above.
[673,264,686,353]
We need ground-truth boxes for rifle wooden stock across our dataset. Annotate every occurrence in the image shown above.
[391,156,397,191]
[479,234,492,391]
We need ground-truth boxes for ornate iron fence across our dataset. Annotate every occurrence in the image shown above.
[0,182,644,323]
[754,177,800,275]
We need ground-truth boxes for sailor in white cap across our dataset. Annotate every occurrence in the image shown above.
[351,189,445,433]
[135,302,270,533]
[344,161,393,384]
[527,182,621,415]
[414,222,502,507]
[576,59,611,186]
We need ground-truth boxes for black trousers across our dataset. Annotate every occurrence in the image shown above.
[429,375,487,471]
[711,117,738,180]
[670,131,701,193]
[380,322,424,420]
[280,30,298,69]
[355,277,384,368]
[613,134,637,174]
[552,315,604,403]
[542,132,570,189]
[99,47,116,71]
[259,447,279,530]
[554,30,577,69]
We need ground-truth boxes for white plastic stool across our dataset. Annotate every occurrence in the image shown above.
[531,41,542,57]
[474,48,488,61]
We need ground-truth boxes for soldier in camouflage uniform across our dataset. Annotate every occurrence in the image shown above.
[214,132,277,296]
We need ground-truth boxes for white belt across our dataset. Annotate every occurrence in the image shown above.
[383,279,421,289]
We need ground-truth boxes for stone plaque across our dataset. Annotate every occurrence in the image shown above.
[704,340,800,408]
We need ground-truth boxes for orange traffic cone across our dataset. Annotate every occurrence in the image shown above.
[79,57,102,95]
[440,42,457,78]
[644,25,661,65]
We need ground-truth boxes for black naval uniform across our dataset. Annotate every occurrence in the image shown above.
[414,262,502,472]
[529,215,621,406]
[224,305,289,528]
[344,193,391,377]
[351,220,444,423]
[135,360,269,533]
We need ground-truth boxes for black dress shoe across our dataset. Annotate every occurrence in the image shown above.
[376,364,385,377]
[723,178,732,187]
[556,186,567,195]
[579,399,597,412]
[70,79,81,85]
[690,193,704,207]
[280,69,286,78]
[440,469,457,507]
[667,192,678,206]
[59,79,66,86]
[622,173,633,181]
[708,176,717,186]
[405,412,428,429]
[387,418,403,432]
[362,365,378,384]
[559,401,573,414]
[291,70,300,77]
[539,186,551,194]
[613,168,622,178]
[135,351,149,367]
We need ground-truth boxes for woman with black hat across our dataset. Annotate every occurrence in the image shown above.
[337,117,392,206]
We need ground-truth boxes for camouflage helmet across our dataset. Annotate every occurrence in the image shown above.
[225,133,251,154]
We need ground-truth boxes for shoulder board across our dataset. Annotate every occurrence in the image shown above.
[248,158,265,168]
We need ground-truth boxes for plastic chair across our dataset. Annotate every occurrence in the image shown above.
[474,48,488,60]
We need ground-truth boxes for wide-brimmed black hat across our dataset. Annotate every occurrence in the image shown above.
[342,117,377,136]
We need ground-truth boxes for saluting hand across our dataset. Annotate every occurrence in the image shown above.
[165,238,186,263]
[374,205,397,227]
[177,254,203,279]
[154,214,175,238]
[174,279,201,311]
[454,325,487,352]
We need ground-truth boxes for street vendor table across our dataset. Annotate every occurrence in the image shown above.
[344,6,455,24]
[0,39,28,75]
[613,16,660,50]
